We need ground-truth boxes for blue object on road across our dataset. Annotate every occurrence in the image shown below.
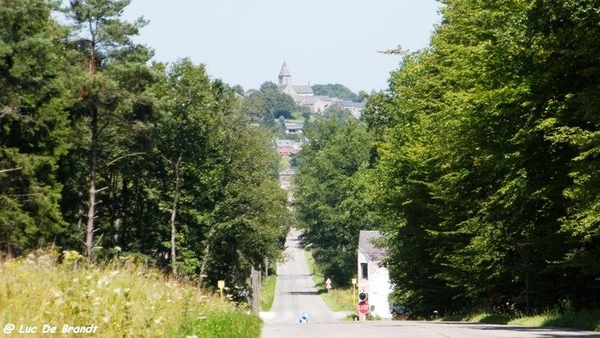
[298,313,309,323]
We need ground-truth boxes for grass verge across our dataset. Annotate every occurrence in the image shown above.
[305,250,355,312]
[259,274,277,311]
[442,311,600,331]
[173,311,262,338]
[0,249,262,337]
[509,311,600,331]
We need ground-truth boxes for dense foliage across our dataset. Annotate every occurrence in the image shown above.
[294,117,378,285]
[0,0,288,290]
[242,81,300,126]
[311,83,365,102]
[362,0,600,317]
[0,0,71,256]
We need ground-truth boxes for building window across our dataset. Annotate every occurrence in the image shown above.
[361,263,368,279]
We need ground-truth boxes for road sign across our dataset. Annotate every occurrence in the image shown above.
[358,292,368,301]
[357,300,370,314]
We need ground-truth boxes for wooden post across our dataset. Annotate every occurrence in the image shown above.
[251,266,260,312]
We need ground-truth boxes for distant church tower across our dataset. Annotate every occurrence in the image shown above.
[278,61,292,86]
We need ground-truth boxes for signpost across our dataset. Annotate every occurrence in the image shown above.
[357,300,370,315]
[217,280,225,301]
[325,278,332,292]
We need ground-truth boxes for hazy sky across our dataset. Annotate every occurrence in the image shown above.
[123,0,441,93]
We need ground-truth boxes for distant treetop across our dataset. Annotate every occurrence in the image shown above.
[311,84,361,102]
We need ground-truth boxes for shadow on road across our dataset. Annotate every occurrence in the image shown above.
[287,291,320,295]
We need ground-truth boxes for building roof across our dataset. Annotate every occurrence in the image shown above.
[340,100,366,109]
[279,61,291,77]
[275,139,293,147]
[285,123,303,130]
[358,230,386,261]
[280,168,297,176]
[298,96,320,105]
[291,85,314,95]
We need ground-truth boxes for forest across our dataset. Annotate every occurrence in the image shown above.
[294,0,600,318]
[0,0,289,289]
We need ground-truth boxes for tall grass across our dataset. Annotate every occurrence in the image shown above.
[0,249,262,337]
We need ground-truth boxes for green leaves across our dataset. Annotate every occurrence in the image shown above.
[369,0,600,317]
[0,0,70,256]
[294,117,376,285]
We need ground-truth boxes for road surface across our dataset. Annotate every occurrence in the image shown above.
[261,230,600,338]
[260,229,340,326]
[264,321,600,338]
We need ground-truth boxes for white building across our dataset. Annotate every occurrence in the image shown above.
[357,230,393,320]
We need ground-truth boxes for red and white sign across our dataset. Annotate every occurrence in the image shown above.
[357,300,370,314]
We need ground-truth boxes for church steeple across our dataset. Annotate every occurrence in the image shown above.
[278,61,291,86]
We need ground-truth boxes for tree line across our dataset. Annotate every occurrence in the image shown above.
[295,0,600,317]
[0,0,288,288]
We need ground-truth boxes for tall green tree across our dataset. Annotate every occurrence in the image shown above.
[370,0,600,316]
[147,60,288,282]
[61,0,154,257]
[294,117,377,285]
[0,0,71,256]
[199,101,288,284]
[311,83,360,101]
[149,59,223,276]
[526,0,600,305]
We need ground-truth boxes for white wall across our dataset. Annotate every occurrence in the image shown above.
[357,250,393,319]
[367,261,393,319]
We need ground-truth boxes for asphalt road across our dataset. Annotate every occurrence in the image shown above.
[260,230,600,338]
[260,229,341,325]
[264,321,600,338]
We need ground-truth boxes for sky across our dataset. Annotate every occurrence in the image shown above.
[122,0,441,93]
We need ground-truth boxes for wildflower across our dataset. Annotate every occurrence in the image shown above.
[96,276,110,288]
[63,250,83,262]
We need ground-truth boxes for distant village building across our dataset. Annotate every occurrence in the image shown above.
[278,61,314,97]
[278,168,296,190]
[275,139,304,156]
[284,123,303,134]
[358,230,393,320]
[276,61,364,116]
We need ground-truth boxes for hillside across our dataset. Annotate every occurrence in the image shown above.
[0,250,262,337]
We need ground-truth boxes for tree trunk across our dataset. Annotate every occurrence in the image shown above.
[85,106,99,258]
[199,229,214,277]
[170,152,182,277]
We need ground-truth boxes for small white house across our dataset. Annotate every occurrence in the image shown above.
[357,230,393,319]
